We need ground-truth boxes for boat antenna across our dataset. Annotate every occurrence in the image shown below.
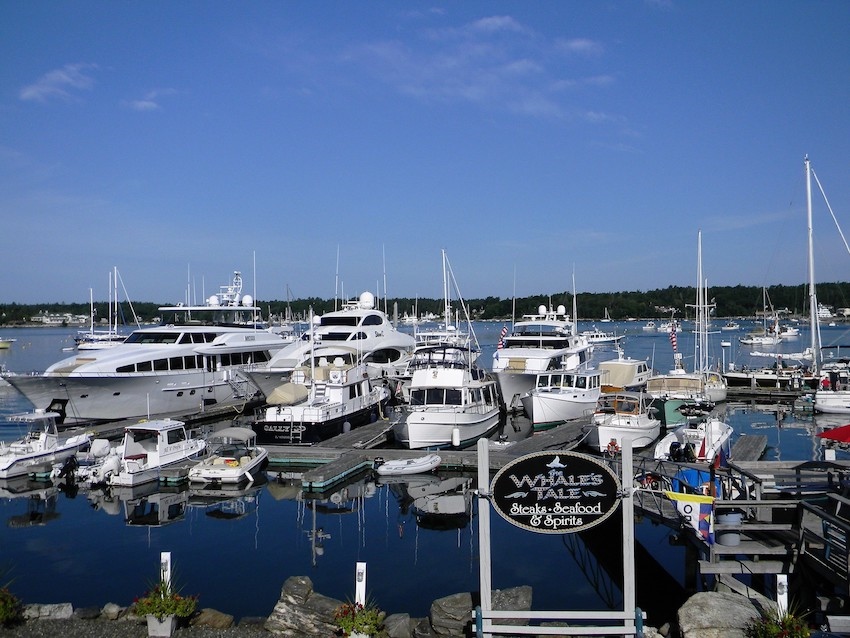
[334,245,340,312]
[382,244,388,316]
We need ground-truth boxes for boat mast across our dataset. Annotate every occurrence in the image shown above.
[441,249,451,329]
[806,156,821,375]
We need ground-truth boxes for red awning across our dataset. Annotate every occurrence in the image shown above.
[817,424,850,443]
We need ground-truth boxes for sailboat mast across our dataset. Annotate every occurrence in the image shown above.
[441,249,450,327]
[806,156,821,374]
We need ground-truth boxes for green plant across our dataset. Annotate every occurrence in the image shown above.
[332,600,386,636]
[133,580,198,621]
[0,586,24,627]
[744,604,810,638]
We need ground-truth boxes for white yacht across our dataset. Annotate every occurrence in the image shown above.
[252,349,392,444]
[521,368,602,431]
[583,392,661,454]
[6,272,289,424]
[243,291,415,400]
[492,304,592,412]
[391,351,501,450]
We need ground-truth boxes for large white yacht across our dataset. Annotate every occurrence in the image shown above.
[491,304,592,412]
[6,272,289,424]
[243,291,416,400]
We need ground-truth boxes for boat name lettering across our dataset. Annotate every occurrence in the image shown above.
[490,452,621,535]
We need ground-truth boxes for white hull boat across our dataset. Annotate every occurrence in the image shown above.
[375,453,441,476]
[391,364,501,450]
[0,410,91,480]
[492,304,592,411]
[654,417,733,464]
[252,354,391,445]
[598,352,651,392]
[243,292,415,400]
[7,271,288,424]
[583,392,661,454]
[88,419,206,488]
[521,368,602,431]
[188,427,268,484]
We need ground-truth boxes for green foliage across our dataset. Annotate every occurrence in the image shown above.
[333,600,386,637]
[133,580,198,621]
[744,605,810,638]
[0,586,23,627]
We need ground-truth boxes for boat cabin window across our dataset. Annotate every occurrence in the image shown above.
[576,376,587,389]
[166,428,186,444]
[154,358,168,371]
[537,375,552,388]
[351,332,368,341]
[137,360,153,372]
[124,332,181,345]
[362,314,383,326]
[445,389,462,405]
[320,316,359,327]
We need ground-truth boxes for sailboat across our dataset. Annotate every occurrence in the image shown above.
[738,288,781,346]
[646,231,727,405]
[74,268,138,350]
[601,307,612,323]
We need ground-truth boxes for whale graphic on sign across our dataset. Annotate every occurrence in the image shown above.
[546,456,565,469]
[505,491,528,499]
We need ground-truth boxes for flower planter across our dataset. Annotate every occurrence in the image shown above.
[146,614,178,637]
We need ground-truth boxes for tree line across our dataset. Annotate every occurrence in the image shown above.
[3,282,849,326]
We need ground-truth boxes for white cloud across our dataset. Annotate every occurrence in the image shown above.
[124,89,177,112]
[19,63,98,103]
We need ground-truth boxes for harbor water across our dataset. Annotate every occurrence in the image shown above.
[1,321,849,625]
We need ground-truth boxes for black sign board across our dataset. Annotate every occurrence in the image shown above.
[490,451,621,534]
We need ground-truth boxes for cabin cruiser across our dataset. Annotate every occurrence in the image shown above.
[582,392,661,454]
[188,427,267,484]
[83,419,206,488]
[242,292,415,400]
[391,348,500,449]
[654,417,733,464]
[252,348,392,445]
[6,272,289,425]
[521,368,602,431]
[492,305,592,412]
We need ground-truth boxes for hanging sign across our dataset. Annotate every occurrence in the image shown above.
[490,451,621,534]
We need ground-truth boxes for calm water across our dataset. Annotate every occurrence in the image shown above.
[1,321,849,624]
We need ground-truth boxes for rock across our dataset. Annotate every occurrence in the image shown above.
[100,603,123,620]
[239,615,271,629]
[264,576,344,637]
[23,602,74,620]
[677,591,760,638]
[385,613,412,638]
[192,607,235,628]
[73,606,101,620]
[429,586,532,637]
[413,616,436,638]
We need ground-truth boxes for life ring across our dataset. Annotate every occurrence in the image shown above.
[606,439,621,455]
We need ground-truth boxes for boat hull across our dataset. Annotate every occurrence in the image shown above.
[392,410,501,450]
[584,417,661,453]
[6,371,258,425]
[521,390,598,431]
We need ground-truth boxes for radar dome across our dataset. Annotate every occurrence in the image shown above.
[359,291,375,309]
[538,305,547,315]
[208,295,219,306]
[557,305,566,315]
[312,315,322,325]
[241,294,253,307]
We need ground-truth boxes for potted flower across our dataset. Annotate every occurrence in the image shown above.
[133,579,198,637]
[332,600,386,638]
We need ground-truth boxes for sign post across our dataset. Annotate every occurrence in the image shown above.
[476,439,640,637]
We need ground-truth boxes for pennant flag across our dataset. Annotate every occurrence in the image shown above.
[665,491,714,544]
[497,325,508,350]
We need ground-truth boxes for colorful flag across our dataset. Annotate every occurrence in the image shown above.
[665,491,714,544]
[497,325,508,350]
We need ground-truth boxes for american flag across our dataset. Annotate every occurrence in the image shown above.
[497,325,508,349]
[669,322,678,352]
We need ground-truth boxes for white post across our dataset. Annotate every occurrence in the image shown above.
[477,437,492,637]
[621,440,637,636]
[355,562,367,605]
[160,552,172,590]
[776,574,789,615]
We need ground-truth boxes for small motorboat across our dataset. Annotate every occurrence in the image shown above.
[188,427,268,485]
[0,410,91,480]
[374,453,441,476]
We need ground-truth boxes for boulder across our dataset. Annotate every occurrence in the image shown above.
[101,603,123,621]
[676,591,760,638]
[192,607,235,628]
[73,606,101,620]
[23,602,74,620]
[264,576,344,637]
[430,586,532,637]
[385,612,413,638]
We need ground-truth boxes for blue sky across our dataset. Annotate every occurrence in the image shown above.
[2,1,849,305]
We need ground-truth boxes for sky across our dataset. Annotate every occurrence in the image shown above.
[2,1,850,305]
